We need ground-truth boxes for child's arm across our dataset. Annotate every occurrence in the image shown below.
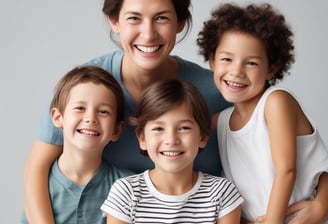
[218,205,242,224]
[106,215,129,224]
[286,172,328,224]
[263,91,298,223]
[24,139,62,223]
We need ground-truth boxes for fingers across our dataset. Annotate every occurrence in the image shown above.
[286,201,305,216]
[255,215,265,224]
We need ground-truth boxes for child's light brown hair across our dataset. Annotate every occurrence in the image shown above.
[50,65,125,124]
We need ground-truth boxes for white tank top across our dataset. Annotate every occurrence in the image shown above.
[217,86,328,222]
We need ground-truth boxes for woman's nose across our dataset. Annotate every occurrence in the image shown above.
[140,20,157,40]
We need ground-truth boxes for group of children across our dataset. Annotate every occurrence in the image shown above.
[22,2,328,224]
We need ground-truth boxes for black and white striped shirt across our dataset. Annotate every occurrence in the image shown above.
[101,170,243,223]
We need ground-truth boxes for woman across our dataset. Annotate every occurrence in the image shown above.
[24,0,328,223]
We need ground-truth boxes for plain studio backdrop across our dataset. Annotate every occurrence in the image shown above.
[1,0,327,222]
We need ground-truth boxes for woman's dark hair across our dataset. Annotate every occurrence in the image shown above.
[102,0,192,44]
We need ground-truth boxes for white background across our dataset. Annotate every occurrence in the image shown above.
[1,0,327,222]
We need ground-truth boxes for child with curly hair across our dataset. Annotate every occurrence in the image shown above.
[197,3,328,224]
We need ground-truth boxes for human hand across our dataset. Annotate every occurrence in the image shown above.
[255,215,265,223]
[286,199,328,224]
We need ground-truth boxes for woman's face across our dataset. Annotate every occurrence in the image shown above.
[109,0,184,71]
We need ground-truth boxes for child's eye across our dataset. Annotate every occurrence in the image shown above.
[74,106,85,112]
[221,57,231,62]
[99,110,110,115]
[151,127,163,132]
[247,61,259,66]
[178,126,191,132]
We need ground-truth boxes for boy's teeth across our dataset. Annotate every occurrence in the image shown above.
[226,81,245,87]
[79,129,100,136]
[162,151,180,157]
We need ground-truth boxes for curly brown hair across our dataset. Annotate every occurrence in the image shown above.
[197,3,295,85]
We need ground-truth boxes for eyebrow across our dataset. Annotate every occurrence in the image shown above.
[123,10,174,16]
[218,51,264,60]
[73,101,115,108]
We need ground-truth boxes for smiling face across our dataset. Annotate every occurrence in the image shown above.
[52,82,122,155]
[137,102,208,174]
[109,0,184,71]
[209,31,276,106]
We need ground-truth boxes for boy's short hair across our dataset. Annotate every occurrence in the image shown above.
[50,65,125,123]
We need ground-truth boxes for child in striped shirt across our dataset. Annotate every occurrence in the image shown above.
[101,80,243,224]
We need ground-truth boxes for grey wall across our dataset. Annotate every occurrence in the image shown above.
[1,0,327,222]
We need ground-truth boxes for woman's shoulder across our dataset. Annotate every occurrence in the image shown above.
[174,56,214,88]
[174,55,212,76]
[84,49,123,75]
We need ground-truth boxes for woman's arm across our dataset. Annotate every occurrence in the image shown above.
[287,172,328,224]
[24,139,63,224]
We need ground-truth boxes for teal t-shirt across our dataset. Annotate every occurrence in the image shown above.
[20,160,133,224]
[35,50,231,175]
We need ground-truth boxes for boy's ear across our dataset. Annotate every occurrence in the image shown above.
[51,108,63,129]
[111,121,125,142]
[208,54,215,71]
[199,135,209,149]
[136,131,147,151]
[107,16,120,33]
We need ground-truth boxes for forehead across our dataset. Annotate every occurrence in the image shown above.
[218,31,267,56]
[151,102,194,121]
[68,82,115,102]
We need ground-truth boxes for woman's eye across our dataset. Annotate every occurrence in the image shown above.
[126,16,140,23]
[156,16,169,23]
